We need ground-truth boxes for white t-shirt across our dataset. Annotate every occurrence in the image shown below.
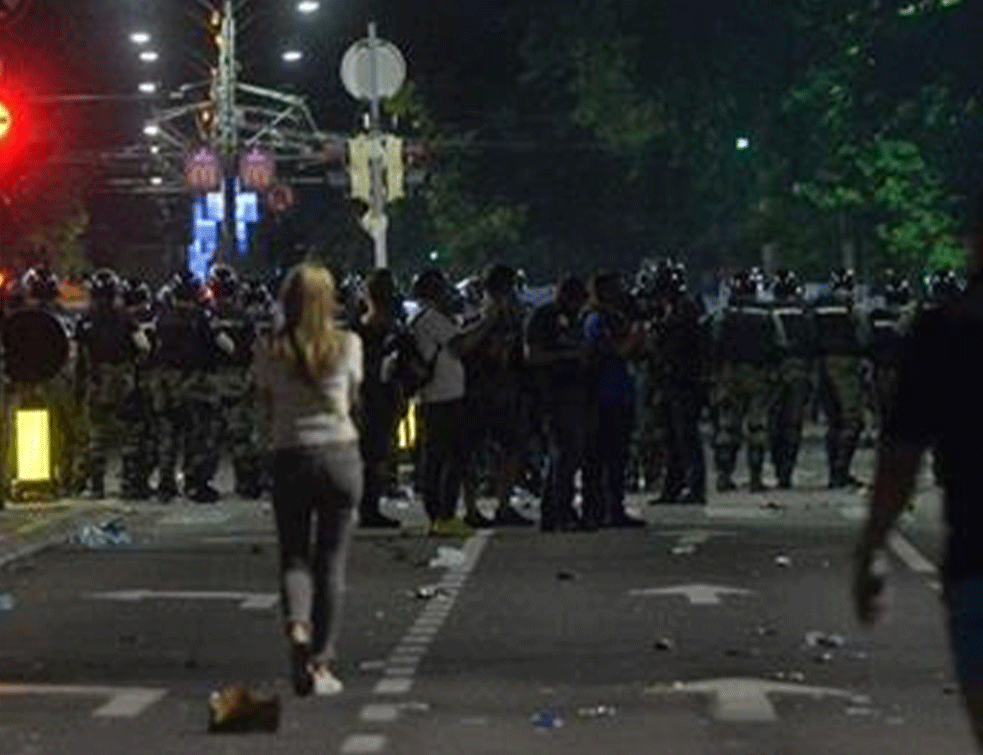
[411,307,465,404]
[255,330,363,449]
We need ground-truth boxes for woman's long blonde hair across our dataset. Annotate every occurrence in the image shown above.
[272,263,345,383]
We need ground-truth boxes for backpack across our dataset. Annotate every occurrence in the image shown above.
[389,310,442,399]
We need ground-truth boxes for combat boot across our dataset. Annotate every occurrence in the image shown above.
[188,484,221,504]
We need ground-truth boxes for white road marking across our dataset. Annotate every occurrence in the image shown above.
[645,678,864,723]
[629,584,754,606]
[350,532,492,752]
[888,533,937,575]
[373,678,414,695]
[0,684,166,718]
[360,704,400,723]
[388,654,423,667]
[88,590,278,611]
[341,734,388,753]
[384,666,418,678]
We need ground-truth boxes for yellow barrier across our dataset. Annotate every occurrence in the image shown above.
[397,401,417,451]
[15,409,52,483]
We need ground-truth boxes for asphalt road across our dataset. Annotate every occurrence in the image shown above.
[0,439,972,755]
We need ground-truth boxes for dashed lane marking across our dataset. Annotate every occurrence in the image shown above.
[888,532,937,575]
[373,678,414,695]
[351,531,492,753]
[341,734,388,754]
[0,684,166,718]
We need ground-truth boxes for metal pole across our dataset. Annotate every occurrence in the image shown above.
[215,0,238,265]
[367,22,387,270]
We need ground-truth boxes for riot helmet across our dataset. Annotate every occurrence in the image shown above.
[881,270,911,307]
[88,268,121,304]
[169,269,204,306]
[21,266,59,304]
[122,278,153,311]
[729,269,758,303]
[772,269,801,300]
[925,268,964,304]
[207,263,239,302]
[830,267,856,293]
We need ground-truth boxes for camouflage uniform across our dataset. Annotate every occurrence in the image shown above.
[203,298,261,497]
[813,293,871,488]
[154,301,214,501]
[120,304,159,499]
[710,298,781,492]
[76,305,136,497]
[768,300,817,489]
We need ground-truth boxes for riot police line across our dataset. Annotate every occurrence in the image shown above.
[0,265,274,504]
[0,259,962,514]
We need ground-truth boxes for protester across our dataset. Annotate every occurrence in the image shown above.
[525,275,589,531]
[410,268,502,536]
[460,264,535,528]
[854,192,983,751]
[581,272,647,529]
[355,269,404,529]
[254,263,363,697]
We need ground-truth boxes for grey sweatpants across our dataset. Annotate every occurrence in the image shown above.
[272,443,362,665]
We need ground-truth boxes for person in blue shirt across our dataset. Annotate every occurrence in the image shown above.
[581,272,646,529]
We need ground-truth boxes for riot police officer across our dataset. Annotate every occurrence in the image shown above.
[709,268,782,493]
[767,269,817,489]
[119,278,158,500]
[814,268,871,488]
[154,270,216,503]
[650,260,708,504]
[76,269,133,498]
[204,264,262,499]
[868,270,915,435]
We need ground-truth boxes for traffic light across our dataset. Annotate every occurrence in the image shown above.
[0,89,38,186]
[382,135,404,201]
[347,134,371,203]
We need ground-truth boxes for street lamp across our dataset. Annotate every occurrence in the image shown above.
[130,31,151,45]
[139,50,160,63]
[143,123,161,137]
[736,137,750,151]
[138,82,158,94]
[282,50,303,63]
[150,176,164,186]
[297,1,320,13]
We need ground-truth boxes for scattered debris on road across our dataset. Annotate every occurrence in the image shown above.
[531,710,564,730]
[555,570,578,581]
[73,520,131,549]
[208,685,280,734]
[774,555,792,567]
[671,545,697,556]
[413,586,452,600]
[943,684,959,695]
[805,631,846,649]
[654,637,675,651]
[429,547,466,568]
[577,705,616,718]
[754,625,777,637]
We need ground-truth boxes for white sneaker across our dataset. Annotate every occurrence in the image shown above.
[311,666,344,696]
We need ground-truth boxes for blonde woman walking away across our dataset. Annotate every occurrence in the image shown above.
[255,263,363,697]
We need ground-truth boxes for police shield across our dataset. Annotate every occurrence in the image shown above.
[2,309,70,384]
